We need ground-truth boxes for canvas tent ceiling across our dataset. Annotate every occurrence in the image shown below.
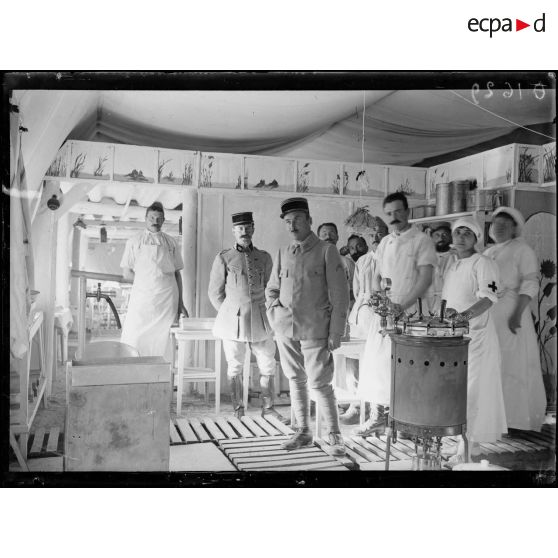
[12,88,556,202]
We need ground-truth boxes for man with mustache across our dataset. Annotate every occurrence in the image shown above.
[425,224,457,315]
[208,212,287,423]
[354,192,437,437]
[266,198,349,455]
[121,201,186,359]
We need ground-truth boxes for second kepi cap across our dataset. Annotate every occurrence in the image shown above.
[232,212,254,225]
[280,197,309,218]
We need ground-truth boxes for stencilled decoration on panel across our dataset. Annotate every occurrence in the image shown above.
[114,145,155,183]
[443,155,482,190]
[388,166,427,200]
[200,153,242,189]
[45,143,68,178]
[245,156,295,192]
[516,144,540,184]
[69,141,112,180]
[344,164,384,197]
[482,144,514,189]
[541,142,556,185]
[427,164,450,200]
[296,161,344,194]
[158,149,196,185]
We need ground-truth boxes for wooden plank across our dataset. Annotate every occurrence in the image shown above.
[252,415,281,436]
[46,427,60,453]
[233,450,325,466]
[219,437,290,450]
[223,442,290,454]
[202,417,227,440]
[345,437,384,462]
[214,417,240,439]
[71,362,170,386]
[516,430,554,447]
[169,421,182,444]
[176,418,199,443]
[189,417,211,442]
[491,439,522,453]
[240,455,337,470]
[478,442,507,454]
[241,416,268,437]
[367,436,409,460]
[349,436,386,461]
[230,447,323,460]
[263,414,294,435]
[505,436,547,452]
[228,416,255,438]
[30,428,45,454]
[313,439,354,468]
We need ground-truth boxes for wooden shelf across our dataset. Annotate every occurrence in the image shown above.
[410,210,491,224]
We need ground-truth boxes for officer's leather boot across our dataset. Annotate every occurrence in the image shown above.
[260,375,289,425]
[353,404,388,438]
[228,375,244,419]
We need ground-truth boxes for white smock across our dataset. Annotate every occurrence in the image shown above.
[120,229,183,359]
[348,251,377,339]
[442,253,507,443]
[484,238,547,431]
[358,226,437,404]
[425,250,458,315]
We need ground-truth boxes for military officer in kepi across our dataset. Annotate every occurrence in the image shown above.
[266,198,350,456]
[208,211,288,424]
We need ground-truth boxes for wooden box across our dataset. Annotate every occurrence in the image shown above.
[65,356,171,472]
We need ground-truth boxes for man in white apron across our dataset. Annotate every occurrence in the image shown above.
[120,202,185,360]
[355,192,437,437]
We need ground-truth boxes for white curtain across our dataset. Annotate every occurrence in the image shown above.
[9,112,35,359]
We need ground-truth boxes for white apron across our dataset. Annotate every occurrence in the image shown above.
[121,235,178,360]
[442,253,507,443]
[484,239,547,431]
[348,251,376,339]
[357,227,437,404]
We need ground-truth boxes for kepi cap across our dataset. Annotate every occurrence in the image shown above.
[232,212,254,226]
[280,197,309,218]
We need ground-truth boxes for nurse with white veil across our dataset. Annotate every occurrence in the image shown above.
[484,207,547,432]
[442,216,507,464]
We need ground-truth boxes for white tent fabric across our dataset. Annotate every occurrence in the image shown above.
[12,89,556,199]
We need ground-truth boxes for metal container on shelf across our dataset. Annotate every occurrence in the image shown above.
[450,180,471,213]
[435,183,451,215]
[466,189,498,211]
[424,204,436,217]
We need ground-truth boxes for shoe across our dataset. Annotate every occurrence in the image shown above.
[353,416,386,438]
[339,405,361,425]
[280,429,313,451]
[446,452,465,469]
[326,433,346,457]
[262,406,290,425]
[234,407,245,419]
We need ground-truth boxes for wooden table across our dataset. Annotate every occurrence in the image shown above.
[171,318,222,416]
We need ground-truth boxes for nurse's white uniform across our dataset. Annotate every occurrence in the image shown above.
[357,226,437,404]
[442,253,507,443]
[120,229,183,360]
[348,251,377,339]
[484,238,547,431]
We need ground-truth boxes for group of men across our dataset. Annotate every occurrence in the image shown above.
[121,193,455,457]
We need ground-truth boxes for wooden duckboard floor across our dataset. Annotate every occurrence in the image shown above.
[13,418,555,473]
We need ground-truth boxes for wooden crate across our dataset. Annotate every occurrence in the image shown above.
[65,357,171,471]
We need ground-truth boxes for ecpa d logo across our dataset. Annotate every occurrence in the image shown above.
[468,13,546,37]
